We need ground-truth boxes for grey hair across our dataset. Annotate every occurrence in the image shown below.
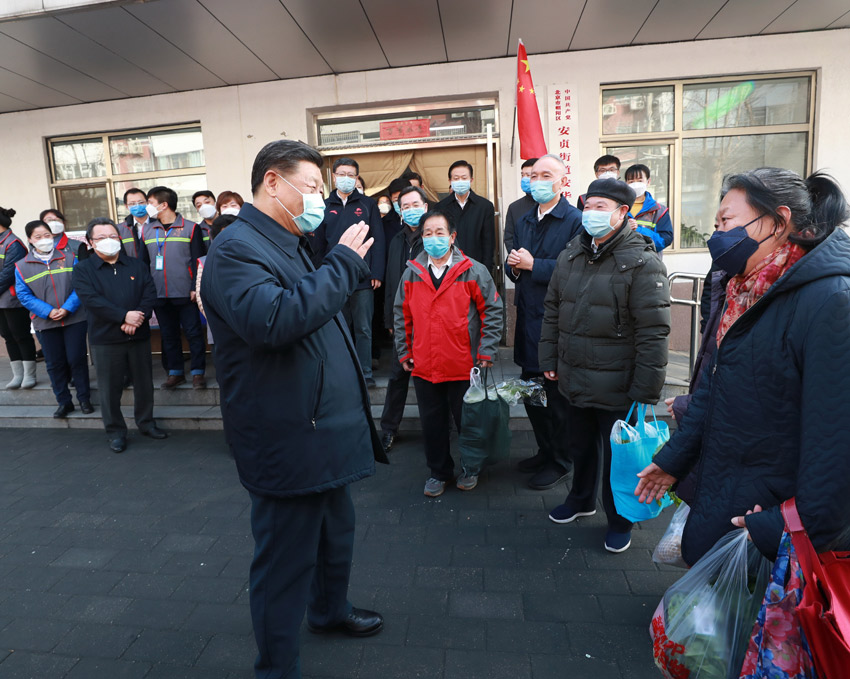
[537,154,566,170]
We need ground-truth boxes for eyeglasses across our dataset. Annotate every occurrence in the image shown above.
[91,235,120,243]
[334,172,357,179]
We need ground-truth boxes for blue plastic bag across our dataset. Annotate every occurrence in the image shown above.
[610,402,672,523]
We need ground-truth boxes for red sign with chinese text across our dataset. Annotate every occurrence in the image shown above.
[379,119,430,141]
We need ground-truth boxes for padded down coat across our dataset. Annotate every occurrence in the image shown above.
[538,225,671,410]
[654,228,850,564]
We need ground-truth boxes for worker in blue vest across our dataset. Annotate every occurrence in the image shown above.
[624,164,673,252]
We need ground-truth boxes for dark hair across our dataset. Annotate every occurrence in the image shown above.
[0,206,15,229]
[624,164,651,181]
[401,170,422,183]
[398,186,428,206]
[419,208,456,234]
[333,157,359,174]
[25,220,50,238]
[147,186,178,211]
[521,158,538,170]
[85,217,119,242]
[448,160,473,179]
[192,190,215,205]
[721,168,849,247]
[123,188,146,204]
[39,208,65,223]
[251,140,323,194]
[216,191,244,212]
[388,177,411,197]
[594,155,621,172]
[210,214,238,240]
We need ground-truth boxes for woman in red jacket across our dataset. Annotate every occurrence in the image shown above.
[393,208,503,497]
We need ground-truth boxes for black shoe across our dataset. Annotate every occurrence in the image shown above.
[53,402,74,419]
[365,377,377,388]
[109,437,127,453]
[381,431,395,452]
[79,401,94,415]
[141,426,168,440]
[307,607,383,637]
[516,452,547,473]
[528,464,570,490]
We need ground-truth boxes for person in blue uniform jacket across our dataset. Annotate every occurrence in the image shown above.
[200,140,388,679]
[624,164,673,252]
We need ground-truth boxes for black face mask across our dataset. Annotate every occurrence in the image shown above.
[707,215,773,276]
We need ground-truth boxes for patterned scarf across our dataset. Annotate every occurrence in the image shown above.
[716,241,806,345]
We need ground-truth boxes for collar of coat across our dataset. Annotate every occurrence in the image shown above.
[233,202,300,259]
[24,247,70,265]
[563,224,653,271]
[407,246,472,293]
[327,189,366,207]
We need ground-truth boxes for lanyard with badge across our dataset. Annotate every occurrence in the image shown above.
[154,226,174,271]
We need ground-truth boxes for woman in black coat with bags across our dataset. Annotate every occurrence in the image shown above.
[636,167,850,566]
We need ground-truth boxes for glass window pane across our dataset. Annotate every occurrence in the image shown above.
[109,128,205,174]
[683,77,810,130]
[57,185,110,231]
[681,133,807,249]
[601,86,674,135]
[51,139,106,181]
[605,144,670,207]
[113,174,208,220]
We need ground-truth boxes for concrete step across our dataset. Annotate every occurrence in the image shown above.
[0,404,222,430]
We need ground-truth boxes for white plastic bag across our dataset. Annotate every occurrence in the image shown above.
[653,503,691,569]
[463,367,486,403]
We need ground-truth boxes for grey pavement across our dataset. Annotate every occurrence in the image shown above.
[0,426,681,678]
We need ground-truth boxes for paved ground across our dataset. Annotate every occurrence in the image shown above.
[0,427,682,678]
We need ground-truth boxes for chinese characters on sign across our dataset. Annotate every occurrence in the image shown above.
[379,119,430,141]
[547,85,578,201]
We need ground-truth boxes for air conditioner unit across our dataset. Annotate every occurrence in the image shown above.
[602,104,616,116]
[629,97,645,111]
[128,140,144,154]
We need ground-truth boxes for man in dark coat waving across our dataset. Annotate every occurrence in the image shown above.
[200,140,387,679]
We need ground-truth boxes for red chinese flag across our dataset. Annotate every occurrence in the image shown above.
[516,40,547,160]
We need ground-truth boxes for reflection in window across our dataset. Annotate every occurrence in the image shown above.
[605,145,670,207]
[680,133,807,248]
[56,185,109,231]
[109,128,205,174]
[602,86,674,135]
[51,140,106,181]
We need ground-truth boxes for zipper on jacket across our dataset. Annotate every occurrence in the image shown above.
[311,360,324,430]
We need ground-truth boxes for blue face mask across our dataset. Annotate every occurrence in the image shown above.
[530,180,558,205]
[451,180,471,196]
[582,208,621,238]
[707,215,770,276]
[335,176,356,194]
[401,206,426,227]
[275,174,326,234]
[423,236,451,259]
[520,176,532,194]
[393,201,401,215]
[128,204,148,219]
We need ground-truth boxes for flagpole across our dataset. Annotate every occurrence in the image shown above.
[510,104,517,165]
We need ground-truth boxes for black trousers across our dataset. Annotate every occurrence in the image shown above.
[412,376,465,481]
[0,306,36,361]
[563,401,633,533]
[40,321,90,406]
[379,347,410,435]
[249,486,355,679]
[91,340,155,437]
[154,298,206,375]
[522,371,572,472]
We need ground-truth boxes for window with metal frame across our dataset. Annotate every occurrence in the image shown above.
[600,72,815,251]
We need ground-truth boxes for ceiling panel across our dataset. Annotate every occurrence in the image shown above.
[125,0,277,85]
[283,0,388,72]
[570,0,658,50]
[360,0,446,67]
[0,16,173,97]
[829,9,850,26]
[698,0,796,39]
[0,65,79,107]
[439,0,513,61]
[0,32,125,102]
[633,0,728,44]
[507,0,584,55]
[762,0,850,33]
[60,7,226,92]
[198,0,331,78]
[0,90,37,113]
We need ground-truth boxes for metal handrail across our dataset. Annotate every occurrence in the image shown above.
[668,272,705,382]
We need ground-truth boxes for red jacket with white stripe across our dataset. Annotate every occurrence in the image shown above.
[392,248,503,383]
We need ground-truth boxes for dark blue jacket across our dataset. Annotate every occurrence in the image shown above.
[630,191,673,252]
[507,196,583,372]
[313,189,386,291]
[654,229,850,564]
[200,203,387,499]
[0,234,26,298]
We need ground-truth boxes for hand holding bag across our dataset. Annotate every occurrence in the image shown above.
[458,367,511,475]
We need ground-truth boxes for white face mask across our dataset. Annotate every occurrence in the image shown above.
[628,181,647,198]
[597,171,618,181]
[46,220,64,235]
[198,203,217,220]
[34,238,54,253]
[94,238,122,257]
[378,203,391,215]
[220,207,240,216]
[146,204,161,219]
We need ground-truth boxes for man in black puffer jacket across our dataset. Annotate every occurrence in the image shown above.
[539,178,670,554]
